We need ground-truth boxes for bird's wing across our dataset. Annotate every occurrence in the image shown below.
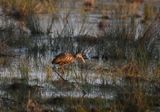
[53,53,74,64]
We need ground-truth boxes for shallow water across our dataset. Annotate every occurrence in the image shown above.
[0,0,160,111]
[0,51,160,111]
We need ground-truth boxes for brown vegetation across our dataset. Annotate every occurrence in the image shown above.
[0,0,56,16]
[83,0,95,12]
[84,0,95,7]
[0,39,9,56]
[120,61,141,76]
[26,99,43,112]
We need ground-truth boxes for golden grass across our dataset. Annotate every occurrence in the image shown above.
[0,0,56,18]
[111,90,150,112]
[19,59,30,79]
[97,59,159,83]
[143,3,156,21]
[0,57,10,66]
[153,65,160,79]
[44,65,53,80]
[74,105,87,112]
[26,98,43,112]
[119,61,142,76]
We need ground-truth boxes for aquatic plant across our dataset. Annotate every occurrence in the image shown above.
[44,65,53,80]
[112,90,150,112]
[26,98,43,112]
[19,59,30,82]
[0,0,57,34]
[0,39,10,56]
[0,0,56,17]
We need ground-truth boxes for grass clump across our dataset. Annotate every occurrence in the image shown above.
[0,0,56,16]
[112,90,150,112]
[0,39,10,56]
[0,0,57,34]
[44,65,53,80]
[26,98,43,112]
[19,59,30,82]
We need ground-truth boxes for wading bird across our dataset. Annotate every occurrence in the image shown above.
[52,52,85,74]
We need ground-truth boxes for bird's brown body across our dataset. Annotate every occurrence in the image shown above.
[52,52,85,73]
[52,53,76,65]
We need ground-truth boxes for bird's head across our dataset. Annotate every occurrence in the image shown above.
[75,53,85,63]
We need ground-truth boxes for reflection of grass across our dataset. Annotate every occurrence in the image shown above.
[7,35,31,48]
[26,14,55,34]
[112,90,150,112]
[44,96,110,112]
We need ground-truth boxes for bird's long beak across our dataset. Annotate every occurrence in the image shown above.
[81,57,85,63]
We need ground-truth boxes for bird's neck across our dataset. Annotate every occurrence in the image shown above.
[73,54,77,58]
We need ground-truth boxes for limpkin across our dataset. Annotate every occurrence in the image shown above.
[51,52,87,94]
[52,52,85,73]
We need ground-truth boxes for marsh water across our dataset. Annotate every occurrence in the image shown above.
[0,0,160,112]
[1,43,160,111]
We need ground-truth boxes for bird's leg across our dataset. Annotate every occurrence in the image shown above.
[54,70,66,81]
[53,65,66,81]
[60,65,68,81]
